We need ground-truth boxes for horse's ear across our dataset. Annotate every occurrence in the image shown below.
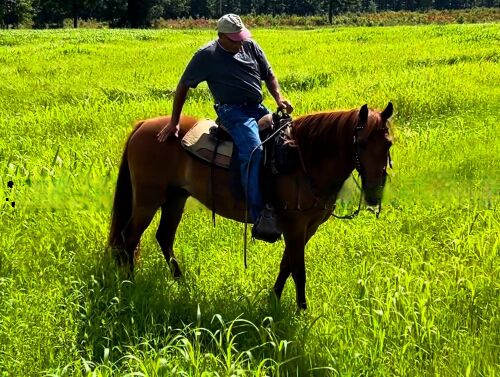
[381,102,393,120]
[359,104,368,123]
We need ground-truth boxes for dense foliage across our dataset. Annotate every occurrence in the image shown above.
[0,0,499,28]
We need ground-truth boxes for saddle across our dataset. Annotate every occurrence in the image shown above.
[180,113,298,173]
[181,119,234,169]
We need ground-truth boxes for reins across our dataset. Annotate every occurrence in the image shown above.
[243,110,292,268]
[330,174,364,219]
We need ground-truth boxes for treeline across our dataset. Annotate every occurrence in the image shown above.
[1,0,498,28]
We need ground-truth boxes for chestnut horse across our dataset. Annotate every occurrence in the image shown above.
[109,103,394,309]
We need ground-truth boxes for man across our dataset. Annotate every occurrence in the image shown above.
[157,13,293,242]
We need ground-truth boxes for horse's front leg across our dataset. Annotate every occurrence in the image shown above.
[273,246,292,300]
[291,245,307,309]
[274,226,307,309]
[274,211,330,309]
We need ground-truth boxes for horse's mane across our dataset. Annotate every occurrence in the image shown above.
[292,109,388,159]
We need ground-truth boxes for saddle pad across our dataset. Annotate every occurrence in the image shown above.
[181,119,233,169]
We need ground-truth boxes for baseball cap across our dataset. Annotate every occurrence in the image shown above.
[217,14,251,41]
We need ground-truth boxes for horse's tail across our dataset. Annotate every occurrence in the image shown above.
[108,121,144,249]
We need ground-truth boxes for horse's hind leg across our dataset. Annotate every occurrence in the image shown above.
[120,203,158,272]
[156,187,189,279]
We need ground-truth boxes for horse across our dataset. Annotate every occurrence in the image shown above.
[108,102,394,309]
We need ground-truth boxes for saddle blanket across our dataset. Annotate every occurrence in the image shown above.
[181,120,233,169]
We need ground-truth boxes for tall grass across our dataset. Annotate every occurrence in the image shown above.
[0,25,499,375]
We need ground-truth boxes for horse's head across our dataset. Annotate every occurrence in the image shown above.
[354,102,394,209]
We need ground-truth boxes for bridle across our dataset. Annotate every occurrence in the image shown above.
[330,116,367,220]
[331,115,392,219]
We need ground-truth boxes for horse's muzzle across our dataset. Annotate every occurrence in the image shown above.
[363,183,385,207]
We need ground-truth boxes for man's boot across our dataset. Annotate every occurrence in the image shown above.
[252,204,282,243]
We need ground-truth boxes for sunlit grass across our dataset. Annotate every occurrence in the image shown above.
[0,25,499,375]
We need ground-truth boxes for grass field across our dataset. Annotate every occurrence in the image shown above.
[0,24,499,376]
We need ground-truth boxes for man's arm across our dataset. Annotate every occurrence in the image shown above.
[265,72,293,114]
[157,82,189,142]
[169,82,189,126]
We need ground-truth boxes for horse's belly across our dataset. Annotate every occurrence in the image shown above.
[181,156,249,223]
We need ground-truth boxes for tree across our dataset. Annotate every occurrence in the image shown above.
[0,0,33,28]
[101,0,127,27]
[127,0,148,27]
[190,0,208,17]
[33,0,67,27]
[4,0,493,28]
[161,0,190,18]
[67,0,85,27]
[240,0,252,14]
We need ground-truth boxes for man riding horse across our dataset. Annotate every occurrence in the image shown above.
[157,13,293,242]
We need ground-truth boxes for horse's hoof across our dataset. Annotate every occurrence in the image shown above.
[298,302,307,310]
[169,258,182,280]
[172,270,182,280]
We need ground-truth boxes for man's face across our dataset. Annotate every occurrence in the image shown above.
[219,33,244,53]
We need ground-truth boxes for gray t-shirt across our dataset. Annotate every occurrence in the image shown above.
[180,39,272,105]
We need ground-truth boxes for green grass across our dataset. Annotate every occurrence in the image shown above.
[0,24,499,376]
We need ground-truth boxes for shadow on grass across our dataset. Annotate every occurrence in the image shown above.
[72,252,315,373]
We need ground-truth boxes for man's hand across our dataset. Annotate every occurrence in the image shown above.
[277,99,294,114]
[157,122,180,142]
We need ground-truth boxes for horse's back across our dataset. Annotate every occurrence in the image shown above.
[130,115,198,140]
[124,115,243,219]
[126,116,197,189]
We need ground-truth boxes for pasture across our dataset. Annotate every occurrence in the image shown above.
[0,24,499,375]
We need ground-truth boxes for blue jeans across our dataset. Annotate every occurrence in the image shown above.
[215,103,270,222]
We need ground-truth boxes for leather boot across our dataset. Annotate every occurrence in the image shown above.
[252,204,282,243]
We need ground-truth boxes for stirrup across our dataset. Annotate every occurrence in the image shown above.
[252,205,282,243]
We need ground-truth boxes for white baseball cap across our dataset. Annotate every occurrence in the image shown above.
[217,14,251,41]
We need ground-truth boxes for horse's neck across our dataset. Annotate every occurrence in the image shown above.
[305,155,353,198]
[292,114,357,197]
